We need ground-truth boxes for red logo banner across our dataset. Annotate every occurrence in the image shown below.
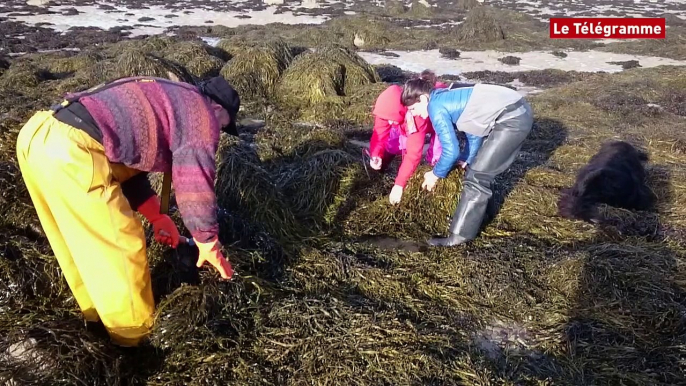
[550,18,666,39]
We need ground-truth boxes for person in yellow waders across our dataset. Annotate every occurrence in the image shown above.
[15,75,240,347]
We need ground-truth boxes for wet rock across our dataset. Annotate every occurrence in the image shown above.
[62,7,80,15]
[498,55,521,65]
[462,70,516,84]
[439,47,461,59]
[378,51,400,58]
[607,60,641,70]
[373,64,411,83]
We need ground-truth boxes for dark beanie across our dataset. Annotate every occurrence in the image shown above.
[198,76,241,136]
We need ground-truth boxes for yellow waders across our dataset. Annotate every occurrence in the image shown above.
[15,110,155,347]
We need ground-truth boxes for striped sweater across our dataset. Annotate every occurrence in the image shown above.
[77,77,221,243]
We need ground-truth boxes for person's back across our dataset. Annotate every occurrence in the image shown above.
[400,72,533,247]
[15,75,238,348]
[428,83,523,137]
[367,75,451,204]
[456,84,523,137]
[78,78,220,174]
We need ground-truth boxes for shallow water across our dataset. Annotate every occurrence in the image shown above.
[5,2,332,37]
[488,0,686,21]
[357,49,686,75]
[5,0,683,39]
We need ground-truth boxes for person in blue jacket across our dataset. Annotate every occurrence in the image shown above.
[401,73,534,247]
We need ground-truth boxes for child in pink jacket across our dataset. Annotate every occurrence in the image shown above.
[368,71,447,204]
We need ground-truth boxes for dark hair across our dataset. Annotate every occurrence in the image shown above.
[401,69,437,106]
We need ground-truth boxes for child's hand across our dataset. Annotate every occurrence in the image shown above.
[457,160,467,169]
[370,156,382,170]
[389,185,403,205]
[422,171,439,192]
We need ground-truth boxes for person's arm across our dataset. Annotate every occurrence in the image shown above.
[429,104,460,179]
[459,133,484,166]
[171,143,219,244]
[368,116,391,159]
[394,124,428,188]
[120,172,157,211]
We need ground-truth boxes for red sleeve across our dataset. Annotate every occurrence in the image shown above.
[394,126,428,188]
[369,116,391,158]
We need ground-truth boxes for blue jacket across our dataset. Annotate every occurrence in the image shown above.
[428,87,484,178]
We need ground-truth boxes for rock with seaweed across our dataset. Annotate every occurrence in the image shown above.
[319,44,381,89]
[275,44,382,123]
[455,0,482,11]
[219,38,294,105]
[214,37,254,59]
[277,149,366,231]
[161,40,226,80]
[341,164,466,240]
[452,5,506,43]
[214,142,301,242]
[253,114,349,162]
[384,0,407,16]
[113,48,194,82]
[406,0,434,18]
[276,50,346,109]
[0,67,41,94]
[329,81,390,128]
[11,50,102,81]
[324,16,411,51]
[44,52,103,78]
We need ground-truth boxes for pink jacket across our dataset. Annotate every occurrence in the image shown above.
[368,82,447,188]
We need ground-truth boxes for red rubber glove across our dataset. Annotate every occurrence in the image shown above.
[195,236,234,279]
[137,195,180,248]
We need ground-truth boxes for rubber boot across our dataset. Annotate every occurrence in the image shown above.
[428,100,534,247]
[427,198,478,247]
[428,232,468,247]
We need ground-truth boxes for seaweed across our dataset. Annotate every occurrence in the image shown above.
[2,33,686,386]
[452,6,506,43]
[219,38,294,103]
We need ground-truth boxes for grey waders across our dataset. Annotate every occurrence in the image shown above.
[429,99,534,247]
